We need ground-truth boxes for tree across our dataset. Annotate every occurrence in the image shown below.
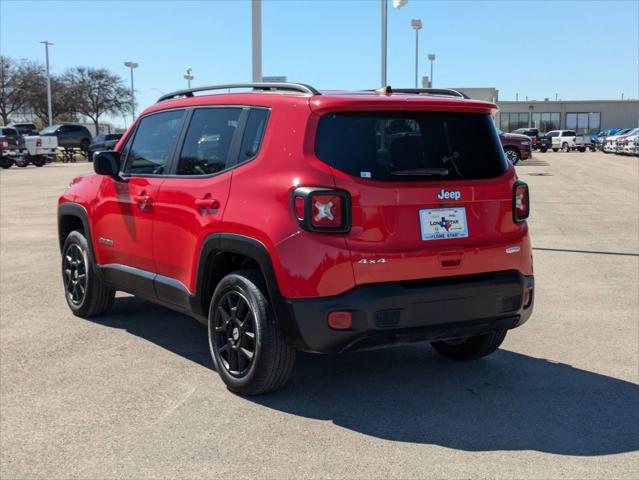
[65,67,132,133]
[0,56,42,125]
[23,72,76,125]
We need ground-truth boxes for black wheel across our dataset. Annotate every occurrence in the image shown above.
[504,148,520,165]
[561,142,570,152]
[80,139,90,152]
[552,148,559,152]
[540,147,547,153]
[208,270,295,395]
[431,330,507,360]
[15,158,28,167]
[0,158,13,169]
[589,146,596,152]
[62,230,114,317]
[578,147,586,152]
[32,156,46,167]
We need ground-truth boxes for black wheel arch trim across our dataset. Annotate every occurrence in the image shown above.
[193,233,305,348]
[57,202,104,281]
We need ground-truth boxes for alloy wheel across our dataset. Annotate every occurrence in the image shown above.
[505,149,519,164]
[63,244,87,306]
[212,291,257,377]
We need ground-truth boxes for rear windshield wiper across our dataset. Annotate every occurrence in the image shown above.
[390,167,449,177]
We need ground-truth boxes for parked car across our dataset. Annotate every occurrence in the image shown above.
[511,128,550,152]
[8,122,39,136]
[87,133,123,161]
[40,124,92,151]
[615,128,639,154]
[58,83,534,395]
[499,130,532,164]
[592,128,621,151]
[0,127,27,169]
[603,128,633,153]
[546,130,578,152]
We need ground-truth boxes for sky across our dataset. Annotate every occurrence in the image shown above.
[1,0,638,128]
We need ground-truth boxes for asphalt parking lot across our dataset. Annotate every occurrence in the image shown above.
[1,151,638,479]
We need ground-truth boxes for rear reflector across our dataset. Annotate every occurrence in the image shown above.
[523,287,533,308]
[327,311,352,330]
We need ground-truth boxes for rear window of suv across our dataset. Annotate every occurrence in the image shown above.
[315,112,508,181]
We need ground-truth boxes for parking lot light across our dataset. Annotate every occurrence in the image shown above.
[184,66,194,88]
[411,19,422,88]
[40,41,54,126]
[124,61,138,123]
[428,53,436,88]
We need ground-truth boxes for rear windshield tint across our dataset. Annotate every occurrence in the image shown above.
[315,112,507,181]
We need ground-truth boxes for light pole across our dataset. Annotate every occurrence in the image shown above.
[124,61,138,123]
[411,19,422,88]
[252,0,262,82]
[428,53,435,88]
[381,0,408,87]
[184,66,194,88]
[40,41,53,126]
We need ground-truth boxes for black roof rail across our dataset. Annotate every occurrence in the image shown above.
[372,86,470,99]
[157,82,321,102]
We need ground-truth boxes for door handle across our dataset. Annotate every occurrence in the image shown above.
[133,192,153,211]
[195,198,220,210]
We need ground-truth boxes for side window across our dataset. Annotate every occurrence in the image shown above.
[238,108,269,163]
[124,109,184,175]
[177,108,241,175]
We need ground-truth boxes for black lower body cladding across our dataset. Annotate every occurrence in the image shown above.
[285,270,534,353]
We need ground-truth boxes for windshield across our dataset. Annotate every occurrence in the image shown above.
[315,112,508,181]
[40,125,60,134]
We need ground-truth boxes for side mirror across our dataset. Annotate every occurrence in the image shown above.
[94,151,121,178]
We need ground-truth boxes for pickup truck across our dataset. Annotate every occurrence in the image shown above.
[20,135,58,166]
[546,130,591,152]
[1,127,27,169]
[511,128,551,152]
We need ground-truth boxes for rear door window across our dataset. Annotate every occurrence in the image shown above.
[176,108,241,175]
[315,112,507,181]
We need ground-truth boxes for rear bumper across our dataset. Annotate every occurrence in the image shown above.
[1,148,27,157]
[285,270,534,353]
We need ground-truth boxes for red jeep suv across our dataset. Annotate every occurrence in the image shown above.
[58,83,534,395]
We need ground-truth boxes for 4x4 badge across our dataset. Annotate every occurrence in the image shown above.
[437,189,461,200]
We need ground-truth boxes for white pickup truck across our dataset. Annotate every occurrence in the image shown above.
[20,135,58,166]
[546,130,591,152]
[8,123,58,166]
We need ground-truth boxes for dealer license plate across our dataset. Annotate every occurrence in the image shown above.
[419,208,468,241]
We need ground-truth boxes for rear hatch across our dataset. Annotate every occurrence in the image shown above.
[314,109,526,285]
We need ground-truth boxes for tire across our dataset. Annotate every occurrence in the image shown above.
[61,230,115,317]
[504,147,520,165]
[32,156,46,167]
[80,139,90,151]
[578,147,586,152]
[431,330,507,360]
[15,158,28,167]
[540,148,547,153]
[0,158,13,169]
[589,146,596,152]
[208,269,295,395]
[552,148,559,152]
[561,142,570,152]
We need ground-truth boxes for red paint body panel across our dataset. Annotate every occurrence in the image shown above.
[59,90,533,305]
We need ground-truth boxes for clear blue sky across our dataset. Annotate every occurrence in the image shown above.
[2,0,638,128]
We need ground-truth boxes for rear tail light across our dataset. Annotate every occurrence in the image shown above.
[293,187,351,233]
[513,181,530,222]
[327,311,352,330]
[1,139,8,148]
[36,138,42,147]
